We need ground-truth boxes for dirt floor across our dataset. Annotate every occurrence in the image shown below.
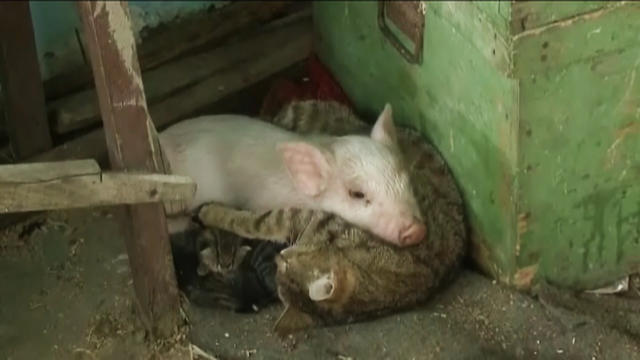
[0,209,639,360]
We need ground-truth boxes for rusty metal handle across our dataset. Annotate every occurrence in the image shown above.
[377,1,425,65]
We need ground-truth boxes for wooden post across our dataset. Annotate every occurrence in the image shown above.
[0,1,53,159]
[76,1,180,338]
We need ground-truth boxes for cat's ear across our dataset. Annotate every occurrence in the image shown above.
[233,246,252,269]
[197,247,216,276]
[273,305,315,338]
[196,263,209,276]
[308,273,335,301]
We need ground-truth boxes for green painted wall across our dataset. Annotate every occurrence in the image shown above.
[314,1,640,289]
[513,2,640,289]
[314,1,518,282]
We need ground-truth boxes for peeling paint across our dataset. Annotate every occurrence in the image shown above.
[104,2,163,169]
[513,264,538,290]
[316,0,639,290]
[89,1,167,172]
[515,2,640,289]
[100,2,145,105]
[586,27,601,38]
[606,122,640,169]
[517,212,530,238]
[449,129,454,152]
[616,57,640,116]
[514,2,628,41]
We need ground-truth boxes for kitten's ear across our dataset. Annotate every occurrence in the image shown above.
[273,305,315,338]
[197,247,216,276]
[196,263,209,276]
[277,142,332,197]
[370,103,398,146]
[232,245,252,270]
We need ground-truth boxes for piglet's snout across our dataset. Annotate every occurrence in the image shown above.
[398,220,426,246]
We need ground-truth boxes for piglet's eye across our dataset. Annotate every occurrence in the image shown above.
[348,190,366,200]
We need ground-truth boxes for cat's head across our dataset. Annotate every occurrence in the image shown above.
[272,231,432,337]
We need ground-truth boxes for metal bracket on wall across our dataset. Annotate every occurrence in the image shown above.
[377,1,426,65]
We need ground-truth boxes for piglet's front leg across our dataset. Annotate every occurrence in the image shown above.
[196,203,316,245]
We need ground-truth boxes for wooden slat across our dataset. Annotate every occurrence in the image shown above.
[0,160,196,213]
[44,1,296,101]
[32,15,312,165]
[137,0,294,71]
[0,1,52,159]
[1,14,310,232]
[76,1,180,338]
[0,159,99,182]
[50,14,311,134]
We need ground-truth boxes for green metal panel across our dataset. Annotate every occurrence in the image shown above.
[513,3,640,288]
[313,1,518,281]
[511,1,612,33]
[513,4,640,78]
[314,1,640,290]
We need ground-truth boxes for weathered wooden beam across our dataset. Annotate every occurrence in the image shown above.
[76,1,180,338]
[0,160,196,213]
[44,1,296,101]
[49,14,311,134]
[0,1,53,159]
[0,14,310,231]
[32,15,312,165]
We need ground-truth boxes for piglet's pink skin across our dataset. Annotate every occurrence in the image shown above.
[160,104,425,246]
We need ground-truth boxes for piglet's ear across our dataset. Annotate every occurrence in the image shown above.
[277,142,332,197]
[370,103,398,146]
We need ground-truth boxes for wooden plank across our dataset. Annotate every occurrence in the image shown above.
[50,13,312,134]
[137,0,295,71]
[76,1,180,338]
[0,45,308,232]
[0,160,196,213]
[0,159,99,182]
[32,16,312,165]
[0,1,52,159]
[3,16,310,232]
[43,1,296,101]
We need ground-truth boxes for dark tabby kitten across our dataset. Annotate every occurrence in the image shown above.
[170,226,284,313]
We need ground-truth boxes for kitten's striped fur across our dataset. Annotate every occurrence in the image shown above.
[171,226,284,313]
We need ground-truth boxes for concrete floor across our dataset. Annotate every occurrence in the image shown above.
[0,209,638,360]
